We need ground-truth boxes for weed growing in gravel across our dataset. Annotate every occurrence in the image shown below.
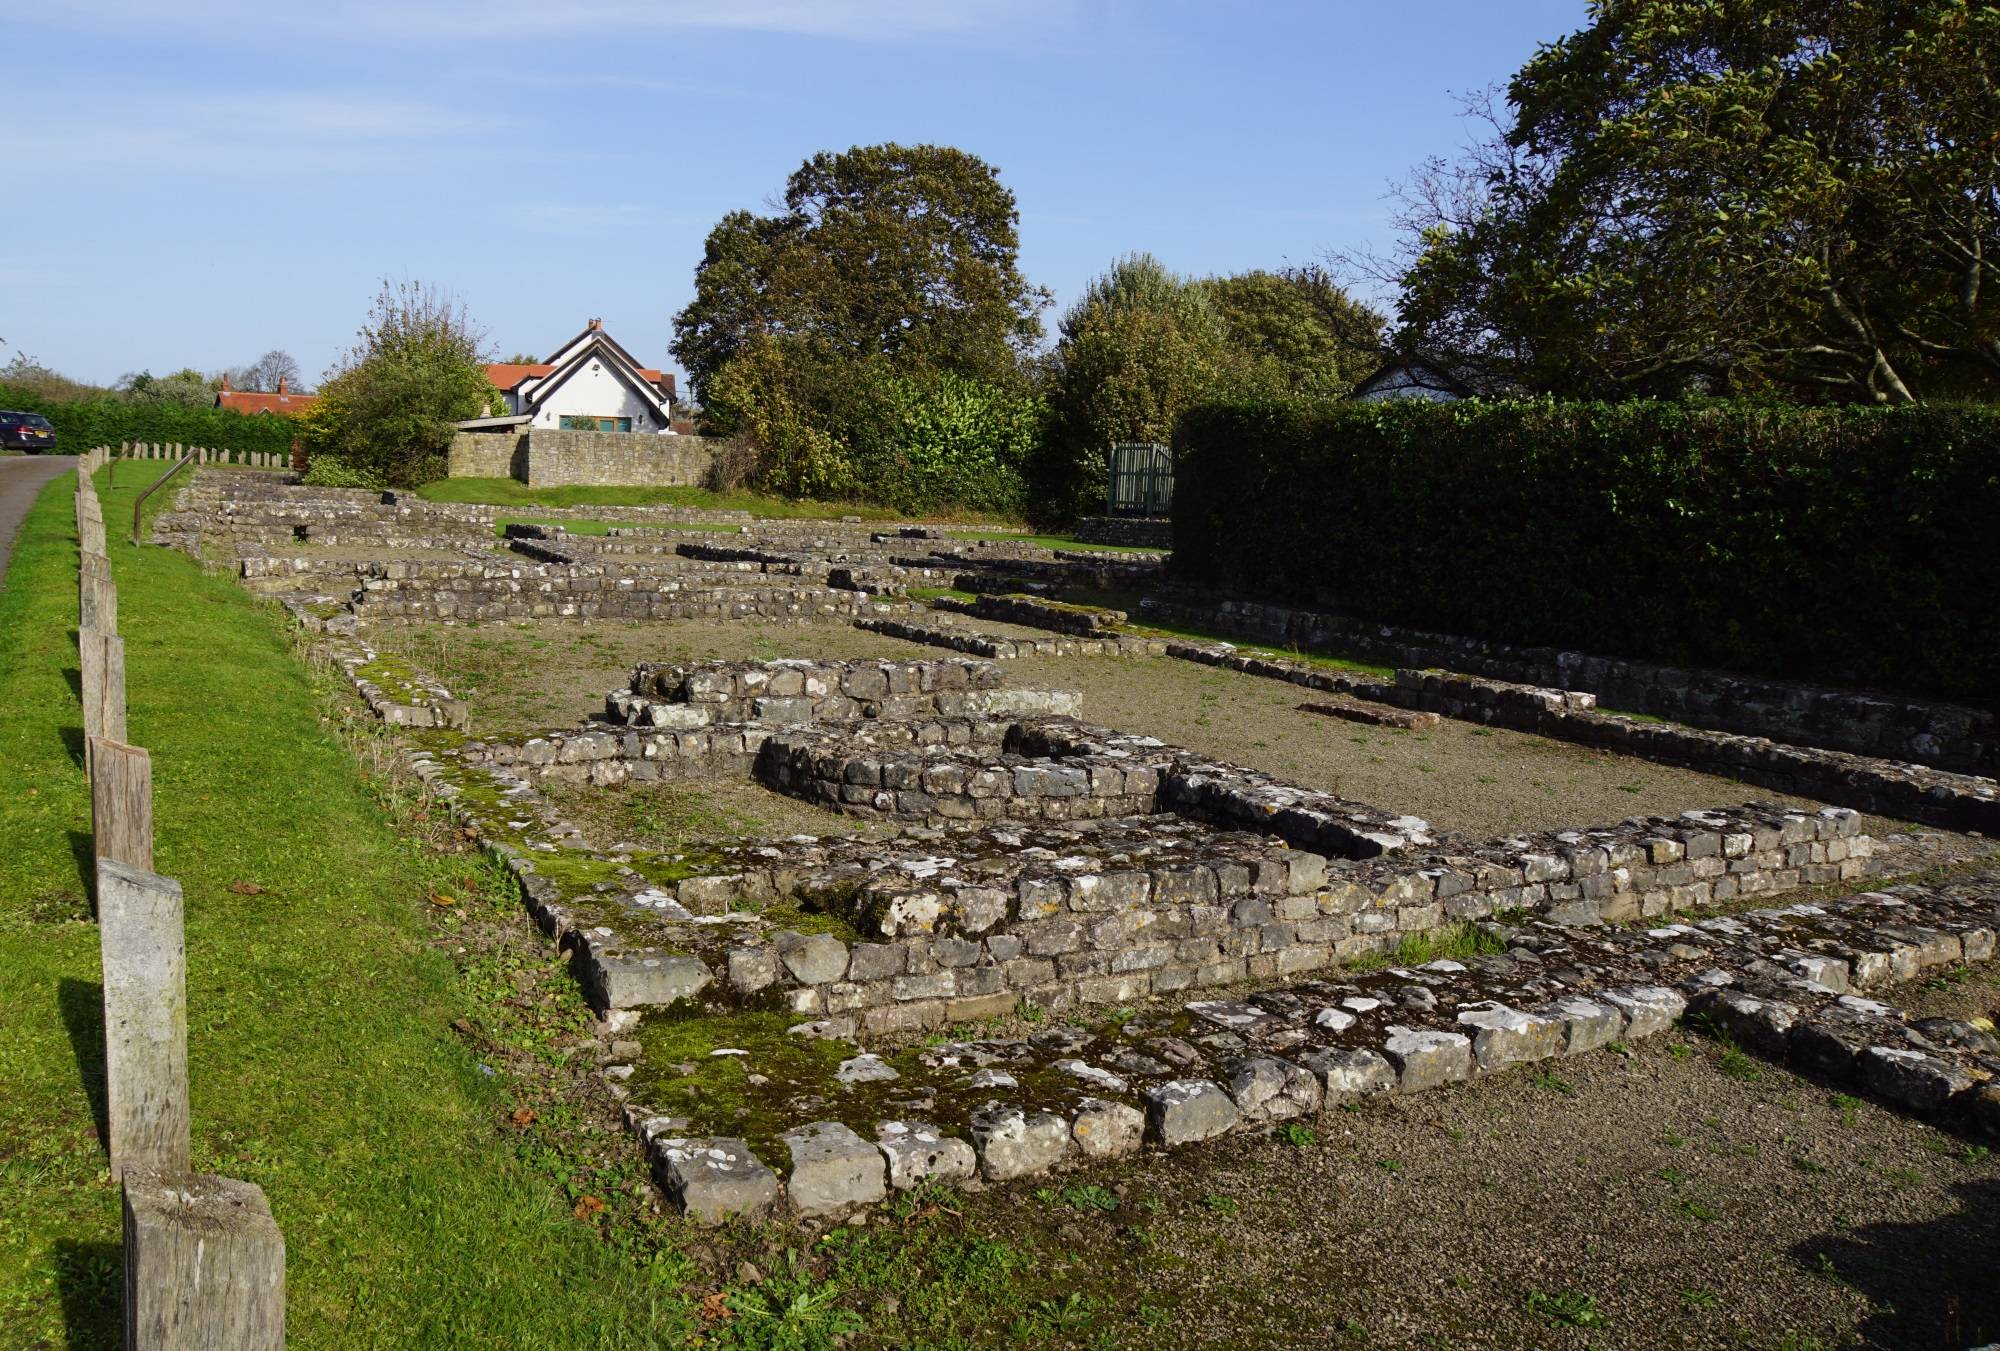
[1280,1124,1318,1148]
[1657,1165,1689,1186]
[1680,1288,1720,1309]
[1716,1044,1763,1081]
[1523,1289,1608,1328]
[1964,1144,1991,1165]
[1668,1042,1694,1059]
[1376,1158,1403,1174]
[720,1264,862,1351]
[1201,1194,1240,1217]
[1605,1039,1631,1057]
[1060,1184,1120,1213]
[1534,1070,1576,1096]
[1832,1093,1863,1125]
[1676,1198,1720,1222]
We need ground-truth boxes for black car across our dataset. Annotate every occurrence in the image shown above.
[0,410,57,452]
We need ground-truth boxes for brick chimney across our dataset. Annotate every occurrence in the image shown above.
[588,317,603,331]
[277,375,289,395]
[219,373,232,391]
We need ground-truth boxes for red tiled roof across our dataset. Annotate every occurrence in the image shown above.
[484,362,555,390]
[484,361,671,391]
[217,389,319,416]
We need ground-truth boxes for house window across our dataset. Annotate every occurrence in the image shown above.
[559,415,632,432]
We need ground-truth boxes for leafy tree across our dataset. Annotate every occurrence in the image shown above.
[300,281,498,487]
[118,368,217,407]
[1202,266,1385,398]
[1034,255,1381,522]
[228,349,305,393]
[674,143,1049,405]
[1378,0,2000,402]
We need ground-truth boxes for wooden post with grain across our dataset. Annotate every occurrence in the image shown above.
[96,858,187,1181]
[90,736,152,875]
[122,1169,286,1351]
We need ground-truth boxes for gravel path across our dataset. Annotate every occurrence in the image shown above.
[932,1025,1999,1350]
[0,454,72,590]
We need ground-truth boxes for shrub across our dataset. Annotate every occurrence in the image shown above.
[1173,397,2000,702]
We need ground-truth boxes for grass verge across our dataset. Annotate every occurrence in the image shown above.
[0,467,702,1347]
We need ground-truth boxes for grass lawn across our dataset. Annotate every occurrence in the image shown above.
[943,530,1163,555]
[0,467,700,1347]
[419,477,1019,526]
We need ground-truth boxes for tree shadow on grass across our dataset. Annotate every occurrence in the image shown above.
[1790,1176,2000,1347]
[57,975,109,1156]
[52,1237,121,1350]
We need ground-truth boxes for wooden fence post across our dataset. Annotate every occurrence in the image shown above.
[81,630,128,748]
[96,858,186,1180]
[90,736,151,873]
[122,1170,285,1350]
[80,552,117,635]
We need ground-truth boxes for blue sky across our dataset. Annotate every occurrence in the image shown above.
[0,0,1588,389]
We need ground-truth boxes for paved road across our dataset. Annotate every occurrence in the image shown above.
[0,454,75,590]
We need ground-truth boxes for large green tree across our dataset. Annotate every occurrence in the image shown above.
[1033,255,1382,522]
[301,281,497,488]
[1387,0,2000,402]
[673,143,1048,408]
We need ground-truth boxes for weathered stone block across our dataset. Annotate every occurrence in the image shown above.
[1381,1027,1473,1093]
[1455,1003,1563,1069]
[782,1121,887,1216]
[652,1137,779,1224]
[970,1106,1072,1181]
[876,1121,976,1189]
[1144,1079,1240,1146]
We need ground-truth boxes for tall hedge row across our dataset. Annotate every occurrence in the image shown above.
[0,383,301,456]
[1173,398,2000,703]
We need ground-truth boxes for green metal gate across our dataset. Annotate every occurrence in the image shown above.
[1106,442,1173,517]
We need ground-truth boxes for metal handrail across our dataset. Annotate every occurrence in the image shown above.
[132,455,194,546]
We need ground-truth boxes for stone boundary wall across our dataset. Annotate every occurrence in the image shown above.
[1144,591,1999,776]
[448,429,715,488]
[1069,516,1173,549]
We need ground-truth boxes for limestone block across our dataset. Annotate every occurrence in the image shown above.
[774,930,850,985]
[1859,1047,1974,1111]
[1223,1057,1323,1121]
[1297,1046,1397,1100]
[1381,1027,1473,1093]
[652,1138,780,1224]
[1144,1079,1240,1146]
[1538,995,1626,1054]
[1599,986,1686,1040]
[1070,1098,1145,1159]
[782,1121,887,1217]
[595,950,710,1010]
[876,1122,976,1189]
[970,1106,1072,1181]
[1455,1003,1563,1070]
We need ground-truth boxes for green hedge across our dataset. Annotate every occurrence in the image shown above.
[0,382,301,456]
[1173,398,2000,703]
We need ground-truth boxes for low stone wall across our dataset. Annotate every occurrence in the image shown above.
[448,429,715,488]
[755,727,1161,826]
[349,565,872,625]
[1145,591,1999,776]
[1397,669,2000,836]
[447,432,523,479]
[936,593,1125,636]
[1070,516,1172,549]
[607,657,1076,728]
[856,616,1166,660]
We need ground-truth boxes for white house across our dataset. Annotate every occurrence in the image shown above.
[462,319,680,434]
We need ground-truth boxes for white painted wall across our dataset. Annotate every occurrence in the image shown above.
[522,360,670,432]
